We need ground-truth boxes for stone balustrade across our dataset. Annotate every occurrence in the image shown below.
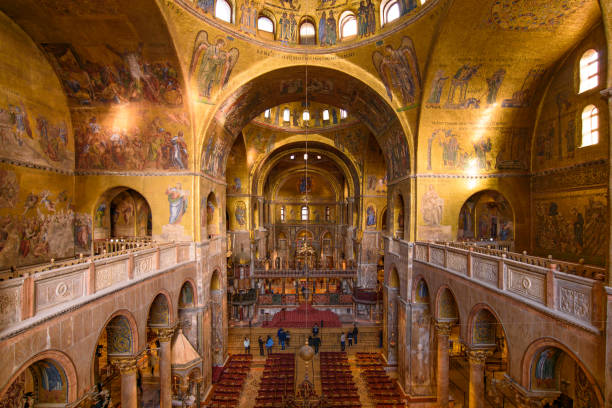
[252,268,357,278]
[442,241,606,281]
[413,241,604,330]
[93,236,153,255]
[0,242,194,336]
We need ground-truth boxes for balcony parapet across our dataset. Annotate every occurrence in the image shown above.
[413,241,605,332]
[0,242,194,338]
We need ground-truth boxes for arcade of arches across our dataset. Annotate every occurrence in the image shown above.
[0,0,611,407]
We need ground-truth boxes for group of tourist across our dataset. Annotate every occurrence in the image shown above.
[245,323,361,355]
[340,324,359,351]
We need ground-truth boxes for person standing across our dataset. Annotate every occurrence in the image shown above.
[258,336,265,356]
[312,323,319,337]
[278,328,286,350]
[244,336,251,354]
[285,330,291,347]
[266,335,274,355]
[313,335,321,354]
[347,331,353,347]
[340,332,346,351]
[353,324,359,345]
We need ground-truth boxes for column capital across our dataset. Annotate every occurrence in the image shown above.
[434,320,455,336]
[111,356,139,374]
[154,327,175,342]
[467,348,493,365]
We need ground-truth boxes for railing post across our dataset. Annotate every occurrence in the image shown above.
[427,243,431,263]
[443,244,448,268]
[498,254,505,290]
[21,274,35,320]
[546,264,556,309]
[128,253,134,280]
[155,245,161,270]
[87,260,96,295]
[175,244,180,264]
[467,247,473,278]
[592,281,604,330]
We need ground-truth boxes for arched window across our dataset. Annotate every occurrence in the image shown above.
[340,109,347,119]
[339,11,357,39]
[325,206,330,221]
[264,109,271,119]
[280,206,285,221]
[283,108,291,122]
[299,21,316,45]
[381,0,400,26]
[215,0,232,23]
[581,105,599,147]
[301,205,309,221]
[579,49,599,93]
[322,109,330,121]
[258,16,274,33]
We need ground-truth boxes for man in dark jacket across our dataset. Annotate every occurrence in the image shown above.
[258,336,265,356]
[352,324,359,345]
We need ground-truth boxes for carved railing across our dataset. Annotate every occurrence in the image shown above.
[253,268,357,278]
[0,242,194,334]
[413,241,604,330]
[92,236,153,255]
[440,241,606,281]
[0,238,155,281]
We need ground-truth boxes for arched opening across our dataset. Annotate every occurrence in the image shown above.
[205,192,219,238]
[531,347,600,407]
[339,10,357,39]
[91,314,137,405]
[581,104,599,147]
[522,339,603,407]
[457,190,514,245]
[215,0,232,23]
[299,18,316,45]
[144,293,173,407]
[2,359,69,407]
[579,49,599,93]
[393,193,405,239]
[93,187,152,249]
[456,306,508,406]
[380,0,400,26]
[436,287,461,353]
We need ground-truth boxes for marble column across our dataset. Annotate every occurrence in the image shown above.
[112,357,139,408]
[435,321,454,407]
[258,197,264,228]
[467,348,493,408]
[347,198,354,227]
[156,328,175,408]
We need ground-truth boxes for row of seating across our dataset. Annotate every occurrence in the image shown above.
[356,353,405,407]
[255,353,296,408]
[320,352,361,408]
[209,354,252,408]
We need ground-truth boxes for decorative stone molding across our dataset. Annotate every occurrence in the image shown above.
[467,348,493,365]
[155,327,175,342]
[434,320,454,336]
[112,356,139,374]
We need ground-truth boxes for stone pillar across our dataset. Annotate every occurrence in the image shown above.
[113,357,139,408]
[347,198,354,227]
[156,327,175,408]
[468,349,493,408]
[435,321,454,407]
[258,197,264,228]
